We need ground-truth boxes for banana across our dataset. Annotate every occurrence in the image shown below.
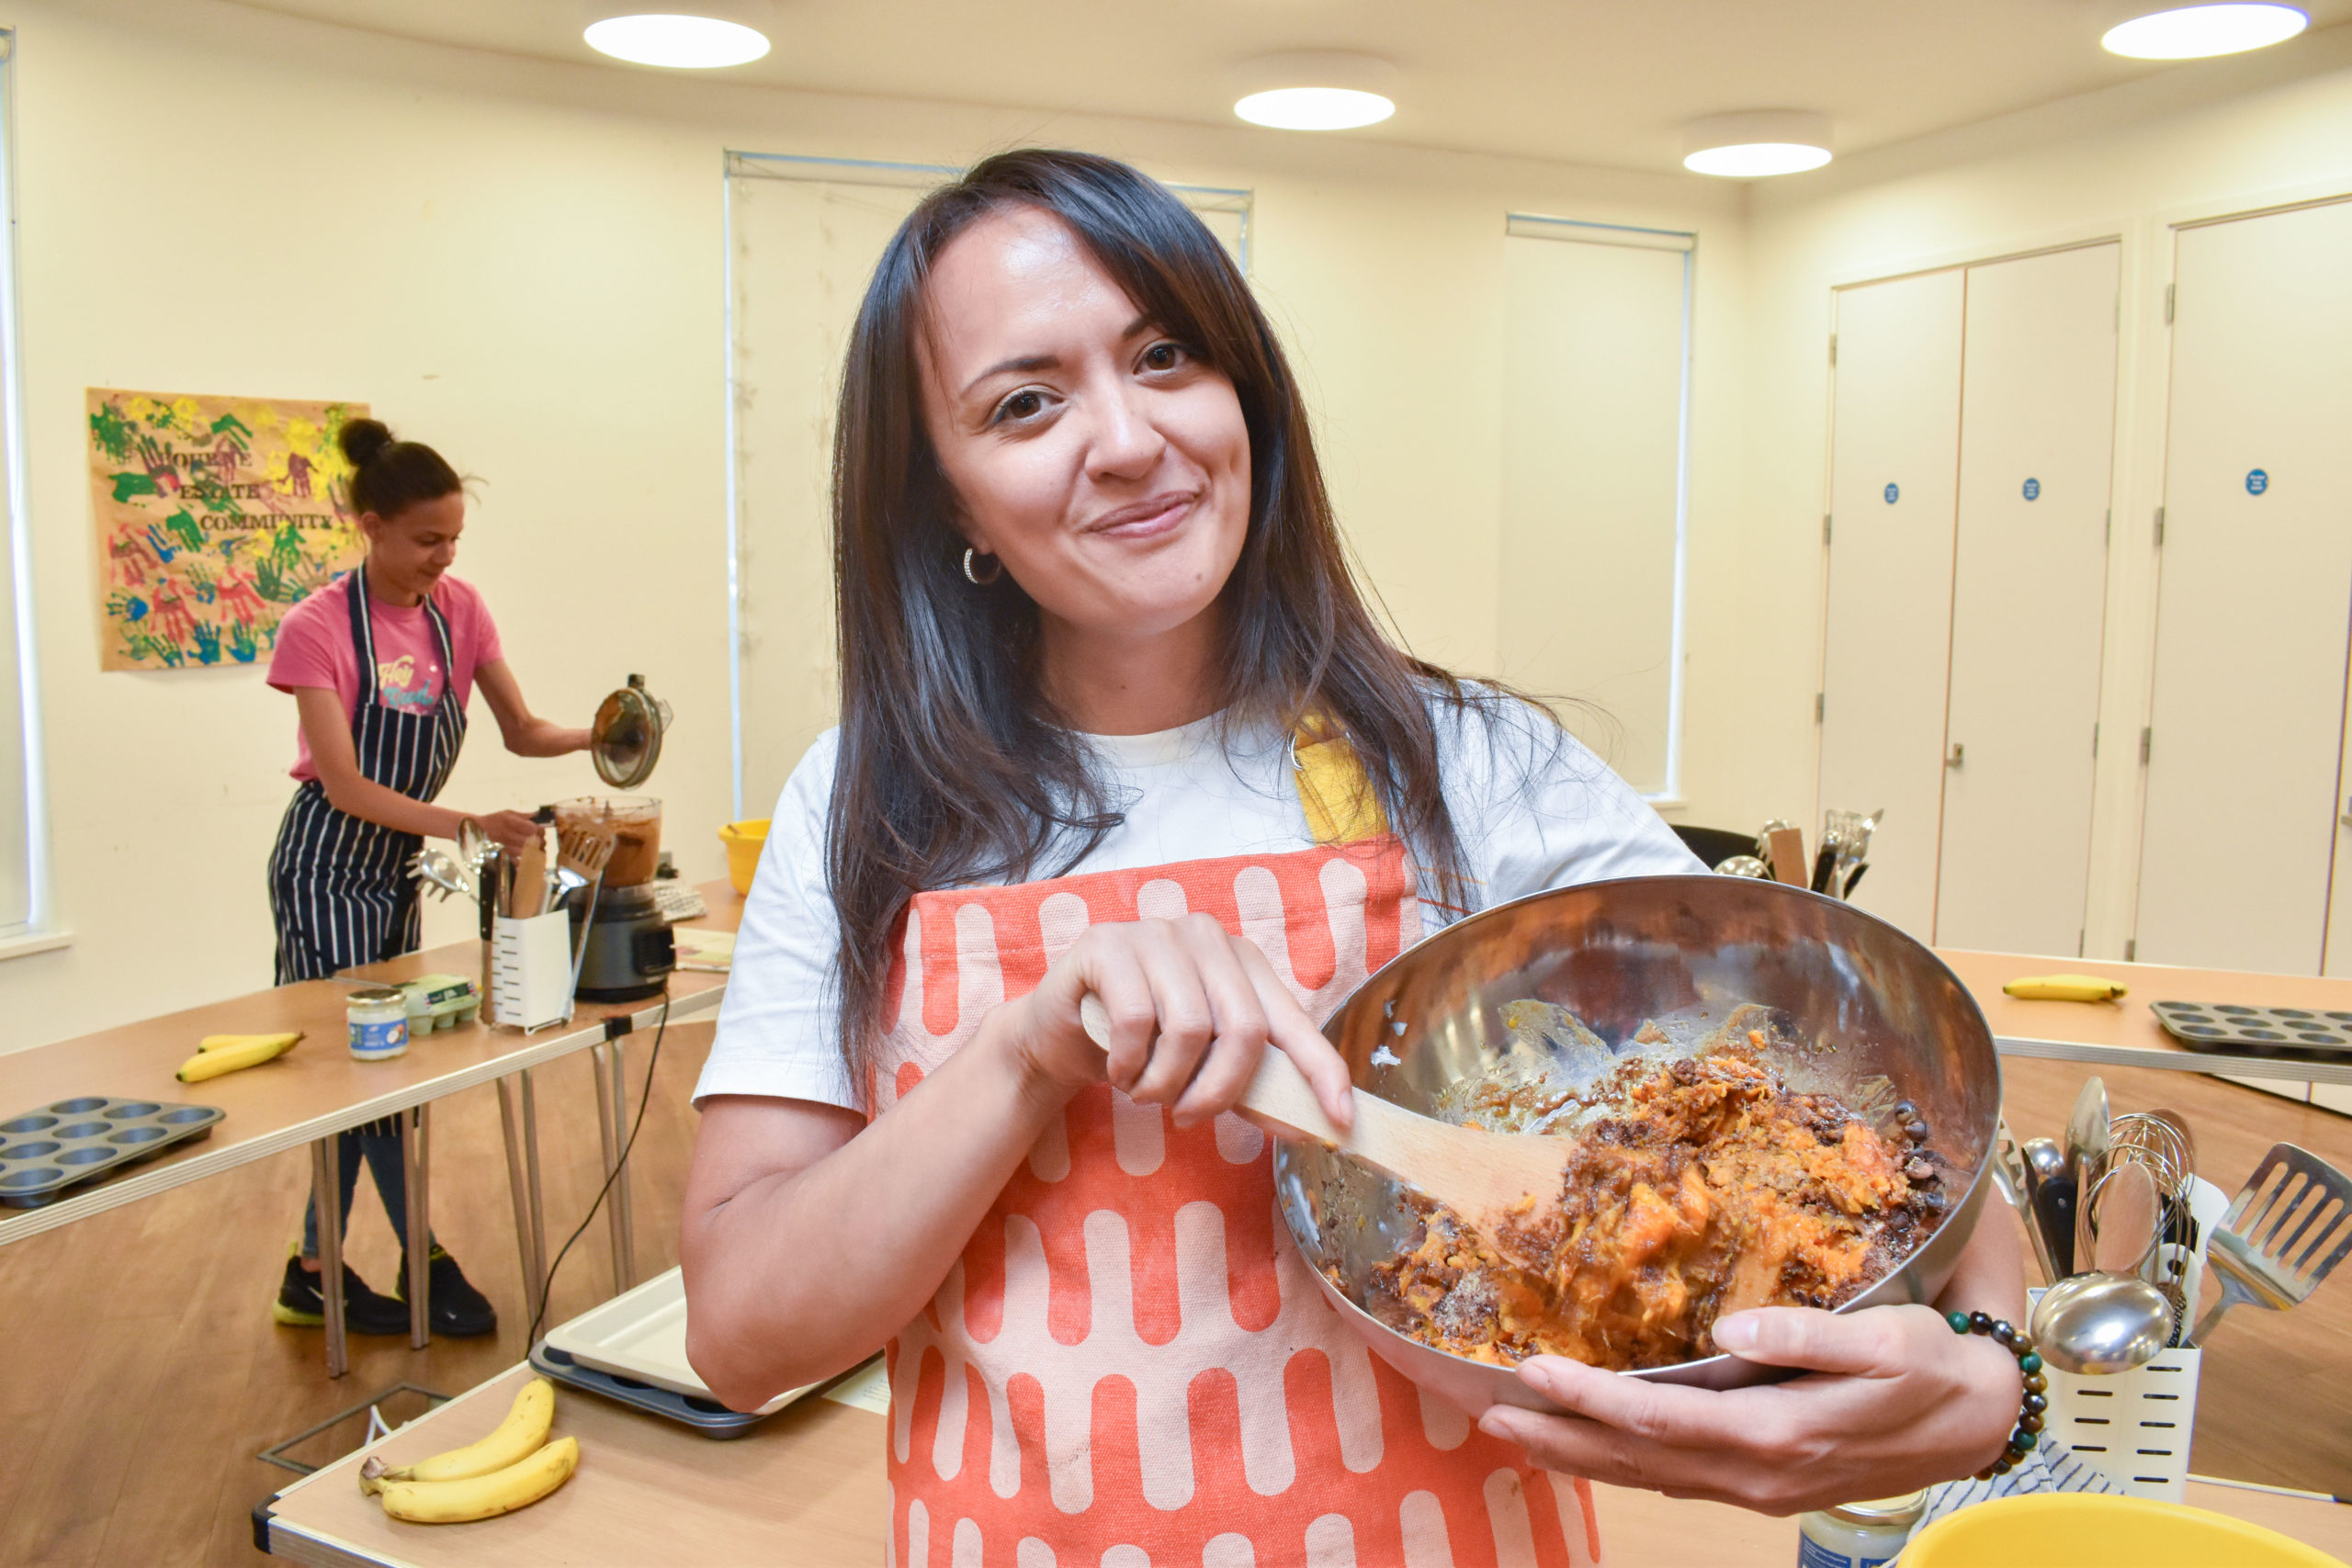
[2003,974,2128,1003]
[175,1032,300,1082]
[198,1031,303,1054]
[375,1436,578,1524]
[360,1378,556,1494]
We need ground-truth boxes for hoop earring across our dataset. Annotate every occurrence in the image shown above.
[962,547,1002,586]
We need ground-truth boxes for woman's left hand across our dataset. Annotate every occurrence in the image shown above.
[1475,1303,2021,1515]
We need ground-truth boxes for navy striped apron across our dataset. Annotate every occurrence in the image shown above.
[267,568,467,988]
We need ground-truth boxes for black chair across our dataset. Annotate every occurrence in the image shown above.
[1669,824,1756,870]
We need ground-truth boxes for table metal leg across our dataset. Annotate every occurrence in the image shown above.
[494,1076,542,1329]
[608,1036,637,1292]
[520,1068,548,1317]
[311,1136,347,1379]
[402,1104,431,1349]
[589,1043,630,1293]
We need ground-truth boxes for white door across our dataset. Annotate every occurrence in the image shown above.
[1819,270,1966,938]
[1497,228,1690,795]
[1935,244,2120,954]
[2135,199,2352,974]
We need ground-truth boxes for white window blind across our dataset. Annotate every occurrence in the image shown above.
[1496,213,1694,800]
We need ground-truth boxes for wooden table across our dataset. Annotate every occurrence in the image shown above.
[0,881,741,1376]
[1944,948,2352,1089]
[259,1362,2352,1567]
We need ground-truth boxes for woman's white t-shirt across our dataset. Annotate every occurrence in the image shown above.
[695,698,1703,1111]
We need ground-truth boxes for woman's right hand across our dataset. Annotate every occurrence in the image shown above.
[1000,915,1356,1131]
[473,809,544,852]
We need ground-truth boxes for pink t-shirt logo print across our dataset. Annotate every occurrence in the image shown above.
[375,652,442,711]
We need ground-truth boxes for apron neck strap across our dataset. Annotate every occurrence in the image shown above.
[1291,713,1388,845]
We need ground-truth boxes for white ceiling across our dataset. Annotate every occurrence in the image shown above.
[237,0,2352,173]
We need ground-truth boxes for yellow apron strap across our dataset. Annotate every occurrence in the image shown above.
[1291,716,1388,845]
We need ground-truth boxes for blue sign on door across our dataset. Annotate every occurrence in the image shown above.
[2022,478,2041,501]
[2246,468,2269,495]
[1884,482,1900,504]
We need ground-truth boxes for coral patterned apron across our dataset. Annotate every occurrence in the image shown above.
[868,752,1606,1567]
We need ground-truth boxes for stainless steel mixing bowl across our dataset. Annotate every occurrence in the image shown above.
[1274,874,2000,1415]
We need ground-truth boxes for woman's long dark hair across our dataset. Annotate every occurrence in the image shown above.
[827,148,1506,1065]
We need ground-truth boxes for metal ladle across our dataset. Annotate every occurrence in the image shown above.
[2030,1271,2175,1375]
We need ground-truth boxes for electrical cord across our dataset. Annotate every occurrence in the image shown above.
[525,987,671,1350]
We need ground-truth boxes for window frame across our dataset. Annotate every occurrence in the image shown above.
[0,27,57,955]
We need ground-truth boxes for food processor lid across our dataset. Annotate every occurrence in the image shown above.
[591,674,670,789]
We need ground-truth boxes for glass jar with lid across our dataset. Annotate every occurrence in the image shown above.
[345,987,410,1061]
[1796,1491,1925,1568]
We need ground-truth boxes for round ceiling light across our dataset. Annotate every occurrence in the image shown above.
[2101,5,2308,58]
[1681,111,1834,177]
[583,9,771,69]
[1233,52,1398,131]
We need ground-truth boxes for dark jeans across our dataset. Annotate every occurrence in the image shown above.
[300,1119,439,1261]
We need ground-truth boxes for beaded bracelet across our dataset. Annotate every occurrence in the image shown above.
[1947,1309,2049,1479]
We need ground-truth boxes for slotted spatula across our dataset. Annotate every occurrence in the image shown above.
[2192,1143,2352,1345]
[1077,995,1573,1251]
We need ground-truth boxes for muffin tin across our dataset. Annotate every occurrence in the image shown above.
[0,1096,225,1208]
[528,1342,772,1439]
[2151,1000,2352,1059]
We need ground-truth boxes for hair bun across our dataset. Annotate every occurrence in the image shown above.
[339,417,396,469]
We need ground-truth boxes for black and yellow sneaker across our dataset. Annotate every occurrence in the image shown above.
[395,1244,498,1338]
[272,1254,413,1335]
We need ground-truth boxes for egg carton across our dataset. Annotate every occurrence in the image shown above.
[0,1096,225,1208]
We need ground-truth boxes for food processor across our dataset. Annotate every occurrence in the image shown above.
[562,675,680,1002]
[560,795,673,1002]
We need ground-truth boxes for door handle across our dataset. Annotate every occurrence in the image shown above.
[1946,742,1965,769]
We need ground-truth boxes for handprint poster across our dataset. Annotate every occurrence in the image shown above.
[86,389,368,671]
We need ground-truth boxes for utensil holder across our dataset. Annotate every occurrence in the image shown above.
[2042,1348,2200,1502]
[483,910,573,1032]
[2037,1175,2227,1503]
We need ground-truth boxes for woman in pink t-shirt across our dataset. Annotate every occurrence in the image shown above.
[264,418,592,1340]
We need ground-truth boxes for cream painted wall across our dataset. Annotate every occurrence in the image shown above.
[1729,27,2352,958]
[5,0,1747,1047]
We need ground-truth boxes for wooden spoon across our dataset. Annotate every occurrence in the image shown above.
[1078,996,1572,1247]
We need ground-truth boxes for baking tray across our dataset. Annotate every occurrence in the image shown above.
[542,1266,808,1409]
[0,1096,224,1208]
[2151,1000,2352,1059]
[528,1342,773,1438]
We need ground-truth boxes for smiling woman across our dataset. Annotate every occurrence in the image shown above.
[680,149,2022,1566]
[819,150,1509,1062]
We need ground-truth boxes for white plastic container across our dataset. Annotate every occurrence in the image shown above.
[484,910,574,1031]
[2034,1174,2225,1504]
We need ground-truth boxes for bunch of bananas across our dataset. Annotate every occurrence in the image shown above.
[175,1032,303,1083]
[2002,974,2130,1003]
[358,1377,579,1524]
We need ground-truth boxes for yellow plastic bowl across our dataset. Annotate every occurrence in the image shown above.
[717,818,769,897]
[1904,1494,2347,1568]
